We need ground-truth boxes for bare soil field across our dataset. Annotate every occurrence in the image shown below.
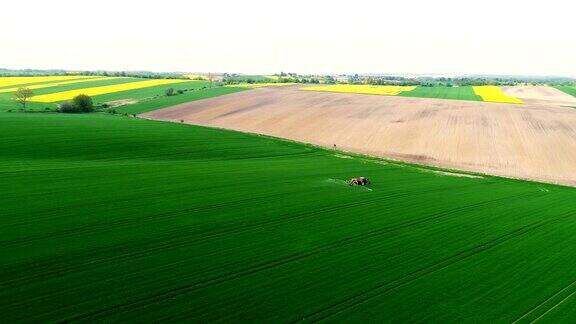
[502,85,576,106]
[144,87,576,186]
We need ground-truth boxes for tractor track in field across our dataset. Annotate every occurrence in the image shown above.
[39,191,542,322]
[0,147,316,178]
[298,210,576,323]
[2,180,484,271]
[1,168,316,227]
[0,189,299,247]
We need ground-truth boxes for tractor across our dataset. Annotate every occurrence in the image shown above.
[348,177,370,186]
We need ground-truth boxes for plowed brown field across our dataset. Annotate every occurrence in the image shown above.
[502,85,576,106]
[144,86,576,186]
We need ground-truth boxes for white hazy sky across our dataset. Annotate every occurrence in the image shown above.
[2,0,575,76]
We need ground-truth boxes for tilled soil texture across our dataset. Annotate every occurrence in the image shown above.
[145,86,576,186]
[502,86,576,106]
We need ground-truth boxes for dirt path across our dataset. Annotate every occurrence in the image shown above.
[144,87,576,186]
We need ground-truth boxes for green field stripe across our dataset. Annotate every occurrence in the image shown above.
[116,86,248,114]
[0,80,216,112]
[555,86,576,97]
[30,77,142,95]
[399,86,483,101]
[0,77,101,91]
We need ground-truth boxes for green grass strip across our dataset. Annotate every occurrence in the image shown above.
[399,86,483,101]
[116,86,249,114]
[555,86,576,97]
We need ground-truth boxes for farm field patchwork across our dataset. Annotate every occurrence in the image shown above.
[473,85,524,104]
[0,75,99,89]
[3,112,576,322]
[501,86,576,106]
[398,85,482,101]
[30,79,191,102]
[0,76,117,93]
[147,86,576,186]
[303,84,524,104]
[117,86,248,114]
[0,77,212,112]
[303,84,416,96]
[90,80,211,107]
[26,77,143,95]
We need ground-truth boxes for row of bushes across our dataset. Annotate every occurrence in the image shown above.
[164,86,210,96]
[58,95,94,113]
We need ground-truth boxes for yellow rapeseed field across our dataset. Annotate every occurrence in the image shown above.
[0,76,98,88]
[473,86,523,104]
[31,79,190,103]
[303,84,416,96]
[0,77,117,93]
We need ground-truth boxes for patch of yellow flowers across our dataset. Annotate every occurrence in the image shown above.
[31,79,190,103]
[303,84,416,96]
[472,86,523,104]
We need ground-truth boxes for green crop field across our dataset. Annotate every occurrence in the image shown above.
[116,87,248,114]
[556,85,576,97]
[399,86,483,101]
[3,110,576,322]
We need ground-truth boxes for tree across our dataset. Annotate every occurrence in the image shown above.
[72,94,94,112]
[208,72,214,88]
[165,88,175,96]
[14,87,33,109]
